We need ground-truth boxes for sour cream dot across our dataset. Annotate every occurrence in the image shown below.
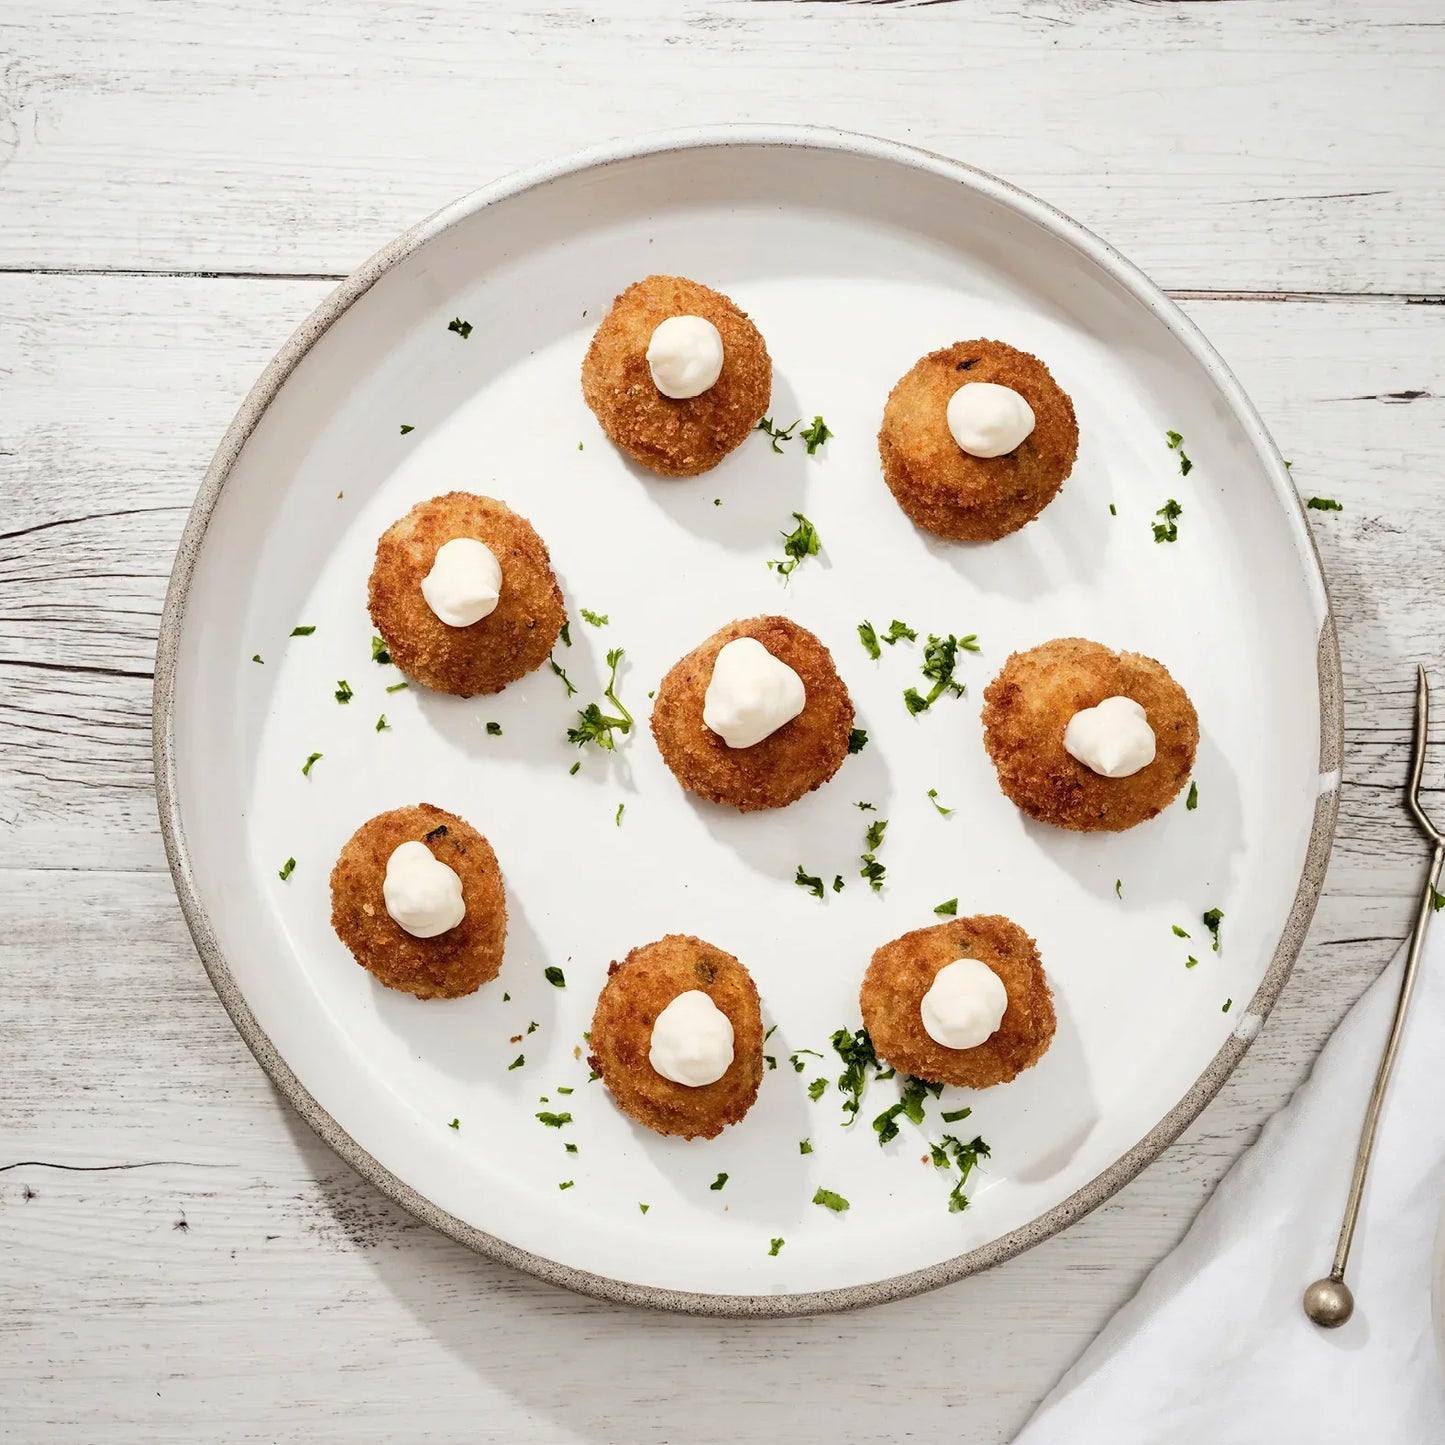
[1063,696,1157,778]
[649,991,734,1086]
[702,637,806,749]
[647,315,724,400]
[382,840,465,939]
[947,382,1036,458]
[420,538,502,628]
[921,958,1009,1050]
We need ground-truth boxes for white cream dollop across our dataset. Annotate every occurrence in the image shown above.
[382,840,466,939]
[649,990,734,1087]
[946,382,1036,458]
[702,637,806,749]
[420,538,502,627]
[921,959,1009,1051]
[1063,695,1157,779]
[646,315,725,399]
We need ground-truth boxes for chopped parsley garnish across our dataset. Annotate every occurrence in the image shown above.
[713,498,721,506]
[639,1203,650,1214]
[560,622,572,647]
[290,625,315,637]
[567,648,633,750]
[486,721,502,736]
[400,424,414,435]
[252,654,263,664]
[526,1021,538,1035]
[1152,499,1182,543]
[1223,998,1233,1013]
[800,415,833,454]
[448,316,473,339]
[799,1139,813,1154]
[789,1049,823,1073]
[301,751,322,776]
[1166,429,1193,476]
[905,634,973,714]
[549,656,578,697]
[334,679,353,704]
[569,761,580,775]
[928,788,953,815]
[873,1075,935,1145]
[795,866,825,899]
[544,966,566,988]
[535,1112,572,1128]
[830,1027,881,1124]
[371,636,391,664]
[375,714,388,732]
[933,1133,990,1213]
[848,728,868,754]
[812,1187,850,1213]
[558,1180,574,1191]
[448,1118,459,1130]
[765,1055,777,1070]
[580,608,609,627]
[859,818,888,892]
[764,1024,777,1040]
[614,803,624,827]
[424,824,448,842]
[858,620,881,660]
[941,1106,973,1124]
[709,1173,728,1191]
[864,819,887,851]
[755,416,799,452]
[1186,956,1200,969]
[934,898,958,916]
[1115,879,1123,899]
[386,681,408,693]
[1307,496,1344,511]
[278,857,296,881]
[564,1145,578,1158]
[769,512,821,581]
[1203,907,1224,952]
[807,1078,828,1101]
[556,1085,572,1094]
[1432,887,1445,913]
[769,1237,785,1256]
[508,1054,524,1071]
[832,875,845,893]
[502,992,510,1002]
[1186,780,1198,810]
[1172,924,1191,938]
[884,620,917,646]
[1109,503,1117,516]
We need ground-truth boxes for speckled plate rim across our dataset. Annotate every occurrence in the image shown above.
[153,124,1343,1317]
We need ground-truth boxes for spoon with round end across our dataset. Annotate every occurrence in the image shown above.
[1304,665,1444,1329]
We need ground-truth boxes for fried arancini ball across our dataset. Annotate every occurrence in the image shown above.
[329,804,507,999]
[588,934,764,1140]
[981,637,1199,832]
[877,340,1079,540]
[368,492,565,697]
[860,915,1055,1089]
[581,275,772,477]
[650,616,855,812]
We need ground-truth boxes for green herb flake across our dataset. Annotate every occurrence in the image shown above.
[765,1055,777,1070]
[567,648,633,751]
[557,1086,573,1095]
[928,788,953,816]
[569,761,580,776]
[301,751,323,777]
[799,1139,813,1155]
[1115,879,1123,899]
[934,898,958,916]
[564,1142,578,1154]
[941,1106,972,1124]
[1203,907,1224,952]
[486,721,502,736]
[558,1180,574,1191]
[448,1118,459,1130]
[544,966,566,988]
[400,424,414,435]
[709,1173,728,1192]
[808,1078,828,1101]
[831,1027,881,1124]
[577,442,583,451]
[812,1187,850,1213]
[768,512,821,581]
[278,857,296,881]
[856,801,876,811]
[334,679,353,704]
[832,874,845,893]
[375,713,388,732]
[756,416,800,453]
[560,621,572,648]
[713,498,721,506]
[859,856,886,892]
[934,1132,991,1213]
[502,992,510,1002]
[448,317,473,339]
[508,1054,524,1071]
[1186,780,1198,810]
[864,819,888,851]
[386,681,408,693]
[614,803,625,827]
[790,1049,822,1073]
[526,1021,538,1035]
[1223,998,1233,1013]
[858,620,881,660]
[1109,503,1117,516]
[535,1111,572,1128]
[550,656,578,698]
[370,639,391,668]
[848,728,868,754]
[873,1075,934,1145]
[768,1237,785,1256]
[1166,430,1184,449]
[639,1203,650,1214]
[580,608,609,627]
[800,415,833,454]
[1172,924,1191,938]
[883,620,917,646]
[904,634,972,714]
[1186,956,1200,969]
[290,625,315,637]
[1153,498,1182,543]
[795,866,825,899]
[1432,887,1444,913]
[252,654,263,664]
[1307,497,1344,512]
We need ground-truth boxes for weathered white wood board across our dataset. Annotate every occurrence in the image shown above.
[2,0,1442,1440]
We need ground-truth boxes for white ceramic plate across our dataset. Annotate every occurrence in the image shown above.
[155,128,1341,1314]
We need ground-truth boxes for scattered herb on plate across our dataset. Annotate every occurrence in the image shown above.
[1172,924,1191,938]
[799,1139,813,1155]
[386,681,408,693]
[934,898,958,916]
[614,803,625,826]
[371,636,391,664]
[928,788,953,815]
[808,1077,828,1101]
[800,415,832,454]
[756,416,799,452]
[486,721,502,736]
[795,866,825,899]
[567,648,634,750]
[545,966,566,988]
[933,1132,990,1213]
[508,1054,524,1071]
[535,1111,572,1128]
[830,1027,881,1124]
[1307,497,1343,512]
[709,1173,728,1192]
[769,512,820,581]
[252,654,263,664]
[1186,780,1198,810]
[848,728,868,754]
[301,752,322,776]
[448,1119,459,1130]
[858,620,881,660]
[290,625,315,637]
[448,317,473,339]
[769,1237,785,1255]
[278,858,296,881]
[375,714,388,732]
[399,424,414,435]
[812,1187,850,1213]
[1165,429,1193,476]
[334,679,353,704]
[1203,907,1224,952]
[1152,499,1182,543]
[580,608,609,627]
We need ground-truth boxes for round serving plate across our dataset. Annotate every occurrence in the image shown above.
[154,127,1341,1316]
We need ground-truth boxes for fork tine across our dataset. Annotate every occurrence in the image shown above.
[1407,665,1445,845]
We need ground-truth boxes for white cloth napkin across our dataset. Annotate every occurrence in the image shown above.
[1017,920,1445,1444]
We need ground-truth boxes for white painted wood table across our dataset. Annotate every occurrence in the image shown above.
[1,3,1441,1440]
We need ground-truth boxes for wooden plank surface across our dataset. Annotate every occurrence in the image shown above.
[1,1,1441,1440]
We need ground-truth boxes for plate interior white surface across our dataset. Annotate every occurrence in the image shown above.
[168,138,1330,1302]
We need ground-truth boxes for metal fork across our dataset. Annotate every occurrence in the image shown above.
[1304,665,1444,1328]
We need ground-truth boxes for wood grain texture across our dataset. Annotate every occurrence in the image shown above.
[2,1,1442,1439]
[0,1,1441,292]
